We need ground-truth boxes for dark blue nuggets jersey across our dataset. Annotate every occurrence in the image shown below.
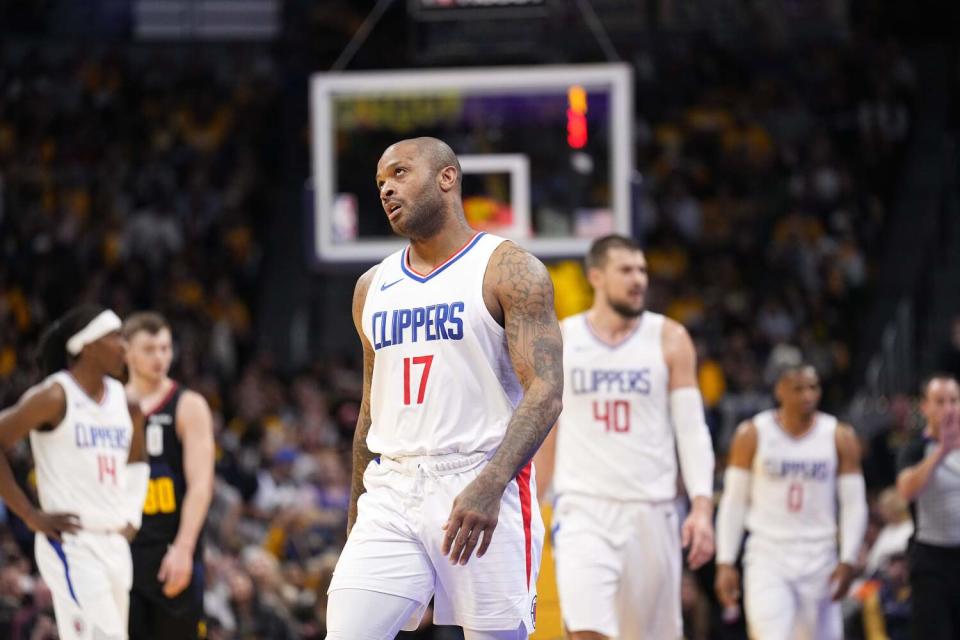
[132,383,196,550]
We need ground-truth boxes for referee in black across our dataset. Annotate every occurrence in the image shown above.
[896,373,960,640]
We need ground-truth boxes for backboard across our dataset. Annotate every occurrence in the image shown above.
[309,64,633,263]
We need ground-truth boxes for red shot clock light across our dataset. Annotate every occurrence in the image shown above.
[566,85,588,149]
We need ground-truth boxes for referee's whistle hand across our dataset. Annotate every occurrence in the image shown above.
[940,408,960,452]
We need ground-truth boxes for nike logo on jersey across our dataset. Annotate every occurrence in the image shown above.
[380,278,404,291]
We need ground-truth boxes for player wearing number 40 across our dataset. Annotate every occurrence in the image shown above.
[123,312,215,640]
[0,304,149,640]
[714,363,868,639]
[534,235,717,640]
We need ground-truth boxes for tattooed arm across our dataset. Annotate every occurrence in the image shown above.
[443,242,563,565]
[347,266,379,536]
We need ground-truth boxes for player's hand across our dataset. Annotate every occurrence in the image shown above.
[939,407,960,452]
[715,564,741,608]
[681,506,715,570]
[25,509,80,542]
[120,523,138,542]
[829,562,856,601]
[158,543,194,598]
[442,474,504,566]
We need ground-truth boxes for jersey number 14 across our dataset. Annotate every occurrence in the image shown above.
[787,482,804,512]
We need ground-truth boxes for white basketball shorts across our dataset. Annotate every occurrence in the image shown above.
[328,452,543,633]
[35,530,132,640]
[743,535,842,640]
[552,493,682,640]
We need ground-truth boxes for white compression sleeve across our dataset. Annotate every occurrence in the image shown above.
[123,462,150,530]
[715,467,751,564]
[838,473,868,565]
[670,387,716,499]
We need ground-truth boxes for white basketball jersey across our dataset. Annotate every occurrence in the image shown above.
[747,410,838,542]
[29,372,134,531]
[554,311,676,501]
[362,232,522,457]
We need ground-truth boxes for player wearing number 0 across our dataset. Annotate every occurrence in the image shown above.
[123,312,215,640]
[715,363,868,639]
[325,137,563,640]
[0,304,149,640]
[534,235,717,640]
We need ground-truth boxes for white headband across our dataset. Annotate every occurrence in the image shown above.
[66,310,122,356]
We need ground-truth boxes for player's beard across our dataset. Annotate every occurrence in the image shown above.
[392,187,445,241]
[608,292,644,319]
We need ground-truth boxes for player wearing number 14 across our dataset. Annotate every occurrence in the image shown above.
[0,305,149,640]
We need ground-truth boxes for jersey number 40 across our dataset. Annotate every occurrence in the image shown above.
[593,400,630,433]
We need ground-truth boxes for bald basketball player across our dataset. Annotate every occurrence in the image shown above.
[326,138,564,640]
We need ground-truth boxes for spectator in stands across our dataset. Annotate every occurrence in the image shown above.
[864,393,916,490]
[864,488,914,577]
[252,447,302,519]
[858,552,911,640]
[226,567,297,640]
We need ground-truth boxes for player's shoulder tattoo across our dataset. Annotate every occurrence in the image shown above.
[490,242,562,387]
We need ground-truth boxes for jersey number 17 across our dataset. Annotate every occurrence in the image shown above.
[403,355,434,405]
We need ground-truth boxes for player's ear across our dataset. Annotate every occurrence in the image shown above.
[438,165,458,192]
[586,265,603,290]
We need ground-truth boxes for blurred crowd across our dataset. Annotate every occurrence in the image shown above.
[620,37,912,443]
[544,39,918,471]
[0,26,939,640]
